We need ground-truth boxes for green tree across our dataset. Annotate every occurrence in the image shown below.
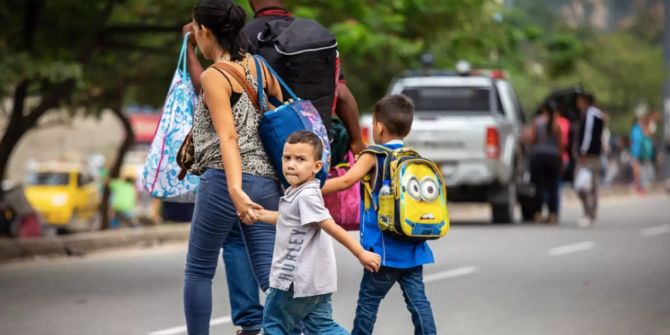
[282,0,510,109]
[0,0,193,228]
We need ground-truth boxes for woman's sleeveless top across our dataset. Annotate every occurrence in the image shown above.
[532,117,560,156]
[190,58,277,179]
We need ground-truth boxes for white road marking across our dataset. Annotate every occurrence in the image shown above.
[424,266,478,283]
[148,267,479,334]
[149,316,232,335]
[548,241,595,256]
[639,224,670,237]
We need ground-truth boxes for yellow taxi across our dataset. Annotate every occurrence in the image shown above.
[24,163,100,231]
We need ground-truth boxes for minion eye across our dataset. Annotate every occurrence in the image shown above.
[420,177,439,202]
[406,177,421,200]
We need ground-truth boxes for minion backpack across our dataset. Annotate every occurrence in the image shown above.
[362,145,450,241]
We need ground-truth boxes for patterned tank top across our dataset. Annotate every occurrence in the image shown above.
[190,57,277,179]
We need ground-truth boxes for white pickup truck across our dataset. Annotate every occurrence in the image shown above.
[361,69,533,223]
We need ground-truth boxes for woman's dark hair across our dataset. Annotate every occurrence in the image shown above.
[546,100,558,135]
[193,0,249,61]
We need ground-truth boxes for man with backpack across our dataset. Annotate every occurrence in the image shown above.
[184,0,364,159]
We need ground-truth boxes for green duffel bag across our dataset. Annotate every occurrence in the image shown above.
[330,117,350,167]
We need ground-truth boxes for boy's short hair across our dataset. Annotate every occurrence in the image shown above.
[286,131,323,161]
[373,94,414,137]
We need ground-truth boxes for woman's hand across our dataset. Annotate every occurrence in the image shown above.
[182,22,196,48]
[350,139,365,157]
[230,188,262,224]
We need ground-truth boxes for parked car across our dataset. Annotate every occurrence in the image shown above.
[360,64,534,223]
[24,162,100,233]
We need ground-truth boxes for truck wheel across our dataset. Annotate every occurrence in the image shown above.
[490,183,515,224]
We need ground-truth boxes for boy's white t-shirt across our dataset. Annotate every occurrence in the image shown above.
[269,179,337,298]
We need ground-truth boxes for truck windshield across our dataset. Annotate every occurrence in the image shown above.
[402,86,502,113]
[26,172,70,186]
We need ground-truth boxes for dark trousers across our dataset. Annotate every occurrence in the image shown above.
[530,153,562,215]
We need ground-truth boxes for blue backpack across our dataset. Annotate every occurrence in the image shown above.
[253,56,331,188]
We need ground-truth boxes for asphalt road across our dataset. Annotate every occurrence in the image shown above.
[1,193,669,335]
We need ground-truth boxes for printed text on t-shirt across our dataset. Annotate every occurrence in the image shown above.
[277,229,307,283]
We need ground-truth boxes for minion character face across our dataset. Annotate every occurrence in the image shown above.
[398,162,449,237]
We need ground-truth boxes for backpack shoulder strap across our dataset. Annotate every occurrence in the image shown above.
[361,145,395,190]
[361,145,391,156]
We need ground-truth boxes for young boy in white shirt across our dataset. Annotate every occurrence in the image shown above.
[252,130,381,335]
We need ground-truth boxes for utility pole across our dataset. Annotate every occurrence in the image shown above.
[663,0,670,179]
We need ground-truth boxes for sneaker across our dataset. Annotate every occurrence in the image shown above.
[577,217,592,228]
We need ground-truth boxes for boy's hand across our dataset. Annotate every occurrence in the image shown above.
[357,250,381,272]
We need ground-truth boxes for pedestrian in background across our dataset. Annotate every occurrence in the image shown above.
[109,176,138,228]
[575,92,605,227]
[630,104,655,194]
[526,101,563,224]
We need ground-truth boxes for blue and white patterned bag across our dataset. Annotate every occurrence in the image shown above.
[141,34,199,202]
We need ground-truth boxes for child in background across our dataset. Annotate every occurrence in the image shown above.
[253,131,381,335]
[322,95,437,335]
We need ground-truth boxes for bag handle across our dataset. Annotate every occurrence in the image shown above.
[176,33,191,79]
[253,55,300,102]
[212,63,261,112]
[335,151,356,169]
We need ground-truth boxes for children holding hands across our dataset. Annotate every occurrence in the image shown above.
[246,94,437,335]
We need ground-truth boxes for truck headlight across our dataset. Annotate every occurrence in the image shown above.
[52,194,69,206]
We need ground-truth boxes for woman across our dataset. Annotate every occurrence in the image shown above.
[184,1,283,334]
[527,101,564,224]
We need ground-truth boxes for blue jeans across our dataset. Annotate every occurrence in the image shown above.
[263,286,349,335]
[222,221,263,332]
[184,170,281,335]
[352,266,436,335]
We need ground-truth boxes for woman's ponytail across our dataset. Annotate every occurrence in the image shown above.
[194,0,249,61]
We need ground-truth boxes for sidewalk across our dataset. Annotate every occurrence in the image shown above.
[0,224,190,263]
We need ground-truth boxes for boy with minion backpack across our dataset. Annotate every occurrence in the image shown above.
[322,94,449,335]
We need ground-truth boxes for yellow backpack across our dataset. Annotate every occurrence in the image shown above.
[362,145,450,241]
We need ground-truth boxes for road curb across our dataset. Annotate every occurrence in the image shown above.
[0,224,190,263]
